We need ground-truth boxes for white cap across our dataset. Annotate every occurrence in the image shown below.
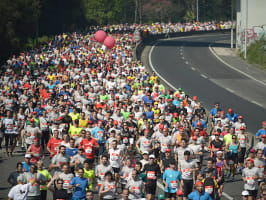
[149,154,155,159]
[25,154,31,158]
[216,151,223,154]
[159,116,164,120]
[143,151,149,155]
[242,190,249,196]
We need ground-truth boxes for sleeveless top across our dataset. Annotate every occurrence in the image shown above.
[30,144,41,163]
[229,143,238,154]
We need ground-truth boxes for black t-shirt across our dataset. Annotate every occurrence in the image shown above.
[143,163,161,183]
[53,188,69,200]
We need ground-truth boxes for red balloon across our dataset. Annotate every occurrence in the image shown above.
[94,30,106,43]
[104,36,116,49]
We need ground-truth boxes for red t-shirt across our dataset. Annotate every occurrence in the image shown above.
[47,138,62,157]
[80,138,98,159]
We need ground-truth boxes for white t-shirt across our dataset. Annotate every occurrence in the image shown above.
[109,148,121,168]
[8,183,31,200]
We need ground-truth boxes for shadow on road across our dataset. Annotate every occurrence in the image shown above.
[155,40,230,48]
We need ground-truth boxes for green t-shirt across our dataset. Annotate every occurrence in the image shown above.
[224,134,233,145]
[38,169,51,190]
[84,168,95,190]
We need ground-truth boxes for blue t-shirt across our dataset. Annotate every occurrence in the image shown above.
[142,96,153,104]
[66,147,78,157]
[91,127,105,144]
[69,176,89,198]
[172,100,180,108]
[192,120,207,129]
[163,169,182,193]
[145,111,154,120]
[209,108,221,117]
[22,162,31,172]
[256,129,266,141]
[226,113,239,122]
[188,190,212,200]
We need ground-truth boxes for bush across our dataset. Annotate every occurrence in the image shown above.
[242,39,266,69]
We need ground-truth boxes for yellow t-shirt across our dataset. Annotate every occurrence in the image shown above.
[69,112,80,121]
[79,119,88,128]
[38,169,51,190]
[69,125,82,138]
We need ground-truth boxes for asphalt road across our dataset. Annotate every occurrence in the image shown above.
[148,33,266,199]
[149,33,266,135]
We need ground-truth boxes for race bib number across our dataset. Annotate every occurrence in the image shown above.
[123,137,128,144]
[182,168,191,177]
[132,186,140,194]
[205,186,213,194]
[29,178,38,186]
[107,184,116,192]
[97,131,103,138]
[85,147,92,154]
[63,180,70,189]
[111,153,119,161]
[170,181,178,189]
[161,143,167,151]
[147,171,156,180]
[247,177,255,185]
[143,140,151,148]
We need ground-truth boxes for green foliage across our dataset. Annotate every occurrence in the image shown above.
[242,40,266,69]
[0,0,233,63]
[184,10,195,22]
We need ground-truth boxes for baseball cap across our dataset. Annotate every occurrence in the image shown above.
[246,158,254,163]
[217,151,223,154]
[158,193,165,200]
[17,175,25,183]
[249,148,256,153]
[149,154,155,159]
[165,148,171,153]
[263,121,266,125]
[214,132,220,136]
[88,120,93,124]
[242,190,249,196]
[143,151,149,155]
[261,135,266,138]
[240,126,246,130]
[238,115,243,119]
[192,136,198,140]
[228,108,233,113]
[193,96,197,101]
[176,189,184,196]
[195,181,203,186]
[159,116,165,120]
[30,119,35,123]
[113,120,118,125]
[25,154,31,158]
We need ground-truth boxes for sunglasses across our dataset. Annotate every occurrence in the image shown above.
[57,182,63,184]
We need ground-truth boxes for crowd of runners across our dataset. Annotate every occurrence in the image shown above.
[1,22,265,200]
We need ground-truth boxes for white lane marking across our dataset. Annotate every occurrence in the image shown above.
[225,87,235,93]
[157,181,164,190]
[149,42,178,91]
[180,52,183,55]
[191,67,196,71]
[182,56,185,60]
[251,100,264,107]
[209,44,266,86]
[200,74,208,79]
[185,61,189,65]
[148,34,230,93]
